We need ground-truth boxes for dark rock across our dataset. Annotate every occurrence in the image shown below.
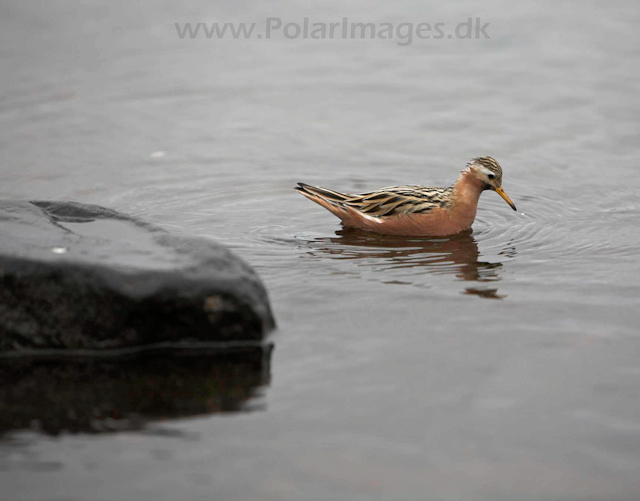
[0,200,275,352]
[0,345,272,435]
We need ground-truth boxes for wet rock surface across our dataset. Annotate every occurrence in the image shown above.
[0,201,275,352]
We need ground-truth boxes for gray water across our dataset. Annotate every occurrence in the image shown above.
[2,1,640,499]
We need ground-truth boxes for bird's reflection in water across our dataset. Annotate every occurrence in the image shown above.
[306,228,513,299]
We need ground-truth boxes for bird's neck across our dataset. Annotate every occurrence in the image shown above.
[445,170,487,231]
[452,170,486,208]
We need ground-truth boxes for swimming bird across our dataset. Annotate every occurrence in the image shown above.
[296,156,517,236]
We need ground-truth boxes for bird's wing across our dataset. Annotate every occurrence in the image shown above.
[343,185,453,218]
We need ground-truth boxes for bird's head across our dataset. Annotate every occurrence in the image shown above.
[466,156,517,211]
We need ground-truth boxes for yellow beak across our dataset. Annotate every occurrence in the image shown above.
[495,186,517,211]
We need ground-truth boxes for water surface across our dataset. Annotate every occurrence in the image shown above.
[1,1,640,499]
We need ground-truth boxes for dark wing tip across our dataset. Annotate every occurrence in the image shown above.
[295,182,312,194]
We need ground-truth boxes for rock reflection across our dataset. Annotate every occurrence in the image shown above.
[0,346,272,436]
[307,228,510,297]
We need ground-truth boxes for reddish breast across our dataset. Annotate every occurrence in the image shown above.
[341,207,472,236]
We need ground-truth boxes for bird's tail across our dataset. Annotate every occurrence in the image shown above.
[295,182,351,218]
[295,182,349,203]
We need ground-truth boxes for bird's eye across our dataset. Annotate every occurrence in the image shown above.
[487,173,495,180]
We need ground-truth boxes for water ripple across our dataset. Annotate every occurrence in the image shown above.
[112,177,640,296]
[473,181,637,262]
